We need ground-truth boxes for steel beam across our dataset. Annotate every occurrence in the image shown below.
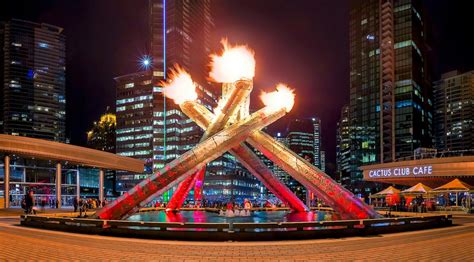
[177,102,378,219]
[167,80,253,210]
[247,131,380,219]
[174,99,308,212]
[96,104,287,220]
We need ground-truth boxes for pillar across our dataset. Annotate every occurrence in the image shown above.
[76,169,80,201]
[99,169,104,204]
[56,162,61,209]
[4,155,10,208]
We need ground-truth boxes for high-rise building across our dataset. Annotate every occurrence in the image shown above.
[148,0,216,171]
[115,1,216,193]
[434,70,474,152]
[285,117,322,203]
[87,109,116,153]
[0,19,66,142]
[87,109,117,196]
[348,0,432,195]
[149,0,213,85]
[336,105,352,187]
[115,72,154,192]
[320,150,326,172]
[116,1,260,201]
[273,132,289,185]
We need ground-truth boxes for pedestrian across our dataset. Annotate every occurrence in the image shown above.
[25,191,36,215]
[73,197,78,212]
[41,198,46,212]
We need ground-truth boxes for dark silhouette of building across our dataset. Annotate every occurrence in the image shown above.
[0,19,66,142]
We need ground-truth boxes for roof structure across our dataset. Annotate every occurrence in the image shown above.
[0,134,144,172]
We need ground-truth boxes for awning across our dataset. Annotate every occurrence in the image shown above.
[370,186,400,198]
[433,178,473,192]
[401,183,432,194]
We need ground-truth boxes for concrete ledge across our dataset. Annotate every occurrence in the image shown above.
[20,213,452,241]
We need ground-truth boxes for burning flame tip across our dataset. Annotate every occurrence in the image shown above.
[209,38,256,83]
[260,84,295,112]
[162,65,197,105]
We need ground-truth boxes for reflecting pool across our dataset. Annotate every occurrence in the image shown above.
[127,210,339,223]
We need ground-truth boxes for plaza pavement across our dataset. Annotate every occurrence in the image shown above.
[0,213,473,261]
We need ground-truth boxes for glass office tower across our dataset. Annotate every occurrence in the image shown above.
[0,19,66,142]
[349,0,432,195]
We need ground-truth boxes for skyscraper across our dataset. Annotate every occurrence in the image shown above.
[148,0,215,171]
[336,105,352,187]
[115,1,219,199]
[0,19,66,142]
[285,117,322,203]
[149,0,213,85]
[87,109,117,195]
[87,109,116,153]
[273,132,289,185]
[115,72,154,192]
[434,70,474,152]
[348,0,432,194]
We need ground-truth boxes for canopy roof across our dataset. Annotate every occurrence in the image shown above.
[371,186,400,198]
[402,183,432,194]
[433,178,473,191]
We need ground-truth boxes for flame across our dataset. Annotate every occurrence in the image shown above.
[209,38,255,83]
[162,66,198,104]
[260,84,295,112]
[213,98,226,116]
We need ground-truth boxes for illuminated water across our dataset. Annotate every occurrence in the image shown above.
[127,210,339,223]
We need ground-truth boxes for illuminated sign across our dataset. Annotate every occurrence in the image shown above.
[368,165,433,178]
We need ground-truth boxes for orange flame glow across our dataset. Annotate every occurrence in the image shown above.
[162,66,198,104]
[213,98,226,116]
[260,84,295,112]
[209,39,255,83]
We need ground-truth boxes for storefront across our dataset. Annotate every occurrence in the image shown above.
[0,134,143,208]
[361,156,474,188]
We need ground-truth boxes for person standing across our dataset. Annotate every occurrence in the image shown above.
[25,191,35,214]
[73,197,78,212]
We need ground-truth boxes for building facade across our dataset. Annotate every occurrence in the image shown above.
[348,0,432,195]
[285,117,322,203]
[0,19,66,142]
[434,70,474,152]
[115,72,154,192]
[273,132,289,185]
[336,105,352,186]
[86,109,117,195]
[115,1,259,201]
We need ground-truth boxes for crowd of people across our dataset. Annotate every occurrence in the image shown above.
[20,190,108,216]
[151,198,294,210]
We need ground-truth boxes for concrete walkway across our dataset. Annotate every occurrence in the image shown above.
[1,214,473,261]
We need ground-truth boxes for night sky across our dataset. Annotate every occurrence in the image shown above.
[1,1,474,170]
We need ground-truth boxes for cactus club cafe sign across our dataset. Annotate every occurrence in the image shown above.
[368,165,433,178]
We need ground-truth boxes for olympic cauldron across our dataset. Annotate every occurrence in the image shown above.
[95,40,379,221]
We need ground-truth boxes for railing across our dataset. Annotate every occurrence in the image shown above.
[396,149,474,162]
